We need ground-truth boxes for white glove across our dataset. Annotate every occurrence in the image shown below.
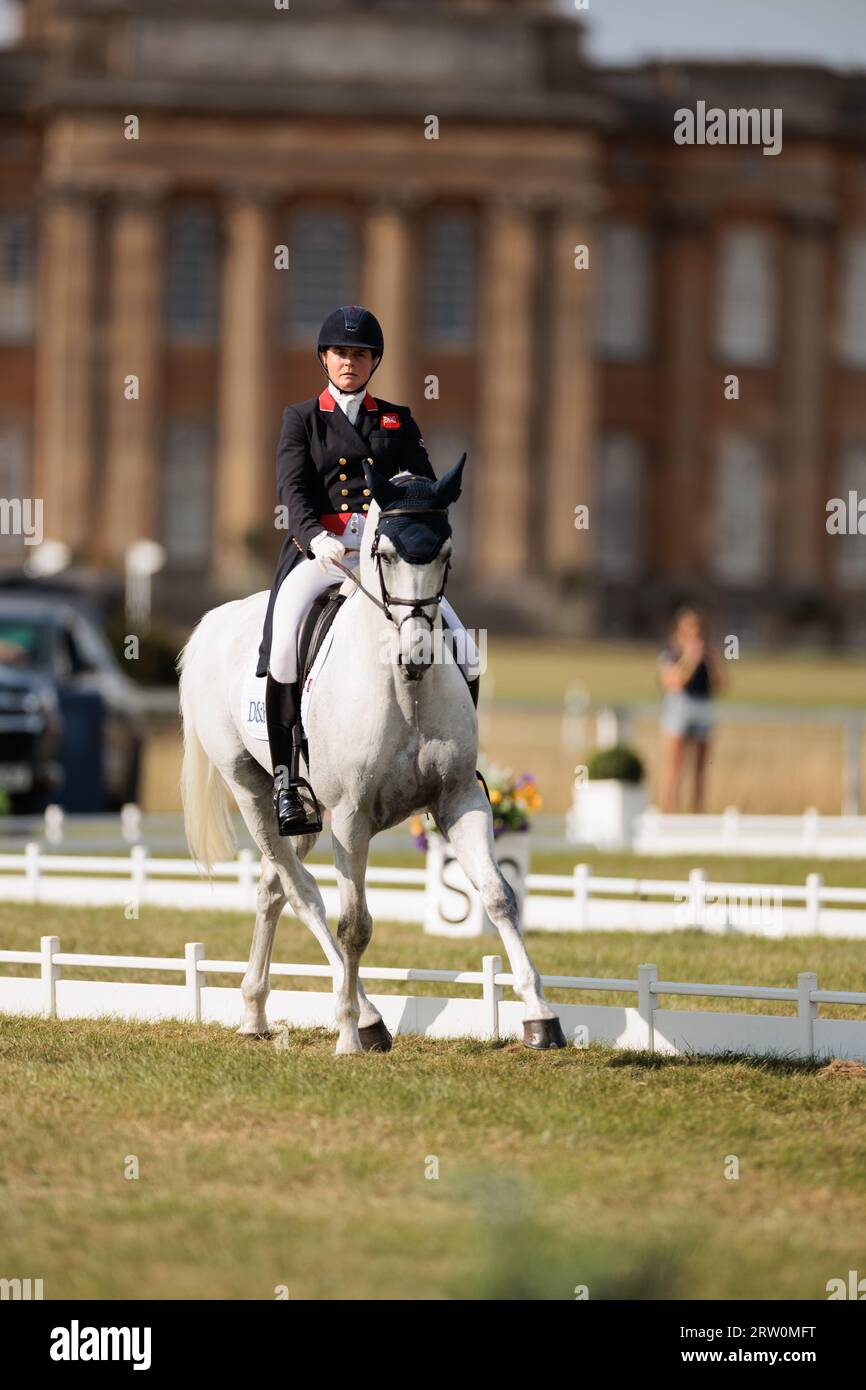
[309,530,347,572]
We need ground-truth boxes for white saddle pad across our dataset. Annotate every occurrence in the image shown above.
[241,588,352,742]
[240,670,269,742]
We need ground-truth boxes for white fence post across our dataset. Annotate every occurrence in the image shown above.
[121,803,142,844]
[722,806,739,845]
[25,841,40,902]
[237,848,256,909]
[130,844,147,906]
[482,954,503,1041]
[40,934,59,1016]
[572,862,590,931]
[805,873,823,936]
[688,868,707,929]
[44,804,64,845]
[797,971,818,1059]
[637,963,658,1052]
[185,942,205,1023]
[803,807,819,851]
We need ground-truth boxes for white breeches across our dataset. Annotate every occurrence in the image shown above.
[268,533,482,684]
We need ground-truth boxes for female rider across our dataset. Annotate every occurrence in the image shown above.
[256,304,480,835]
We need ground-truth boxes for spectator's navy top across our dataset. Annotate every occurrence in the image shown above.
[661,648,712,698]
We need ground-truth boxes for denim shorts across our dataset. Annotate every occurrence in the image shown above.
[661,692,715,740]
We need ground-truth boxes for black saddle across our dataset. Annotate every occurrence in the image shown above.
[297,583,347,696]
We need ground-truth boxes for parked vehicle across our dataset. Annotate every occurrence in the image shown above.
[0,660,63,813]
[0,597,146,812]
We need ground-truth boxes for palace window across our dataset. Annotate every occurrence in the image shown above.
[714,434,769,583]
[0,421,29,562]
[285,209,358,339]
[0,212,34,342]
[421,428,472,573]
[166,206,219,342]
[596,221,650,361]
[161,422,213,567]
[838,231,866,368]
[596,432,644,578]
[835,442,866,587]
[424,213,475,346]
[716,226,777,365]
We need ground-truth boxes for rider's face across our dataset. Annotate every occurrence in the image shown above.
[323,346,375,392]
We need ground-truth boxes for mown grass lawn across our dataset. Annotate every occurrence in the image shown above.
[1,901,866,1299]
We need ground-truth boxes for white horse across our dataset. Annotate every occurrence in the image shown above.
[177,457,566,1055]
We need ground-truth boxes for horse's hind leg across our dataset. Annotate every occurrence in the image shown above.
[436,785,566,1049]
[238,856,285,1036]
[222,769,351,1042]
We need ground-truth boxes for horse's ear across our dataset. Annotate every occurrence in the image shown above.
[432,453,466,508]
[362,460,403,508]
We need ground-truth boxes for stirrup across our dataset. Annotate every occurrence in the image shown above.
[274,778,323,836]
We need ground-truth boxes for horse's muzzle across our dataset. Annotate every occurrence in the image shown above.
[399,658,428,682]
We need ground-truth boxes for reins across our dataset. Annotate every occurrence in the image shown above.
[330,506,452,629]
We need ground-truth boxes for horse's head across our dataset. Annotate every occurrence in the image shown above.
[361,455,466,680]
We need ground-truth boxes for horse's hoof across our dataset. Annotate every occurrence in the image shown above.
[236,1026,272,1040]
[359,1020,393,1053]
[523,1018,567,1050]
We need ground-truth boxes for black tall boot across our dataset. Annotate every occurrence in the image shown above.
[265,672,320,836]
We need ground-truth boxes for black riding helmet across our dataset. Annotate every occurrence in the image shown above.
[317,305,384,386]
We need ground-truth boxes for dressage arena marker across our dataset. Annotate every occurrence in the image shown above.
[1,937,866,1060]
[3,846,866,937]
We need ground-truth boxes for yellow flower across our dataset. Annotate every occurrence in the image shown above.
[490,789,502,804]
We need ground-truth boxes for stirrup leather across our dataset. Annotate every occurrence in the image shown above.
[286,724,323,834]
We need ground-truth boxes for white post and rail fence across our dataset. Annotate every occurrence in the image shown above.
[3,844,866,938]
[2,935,866,1063]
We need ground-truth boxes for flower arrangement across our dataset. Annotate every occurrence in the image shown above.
[409,762,542,850]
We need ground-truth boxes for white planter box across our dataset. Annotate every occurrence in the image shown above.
[424,831,531,937]
[567,779,648,851]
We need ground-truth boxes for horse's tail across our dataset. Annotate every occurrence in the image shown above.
[177,625,237,875]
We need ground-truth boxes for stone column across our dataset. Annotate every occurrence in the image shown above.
[546,197,600,575]
[475,195,536,577]
[361,195,418,404]
[779,212,832,587]
[33,184,98,553]
[658,207,709,579]
[102,183,166,559]
[214,187,276,591]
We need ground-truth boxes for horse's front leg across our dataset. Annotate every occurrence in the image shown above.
[437,785,566,1049]
[330,808,390,1055]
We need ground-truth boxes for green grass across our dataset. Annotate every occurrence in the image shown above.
[2,900,866,1299]
[486,638,866,709]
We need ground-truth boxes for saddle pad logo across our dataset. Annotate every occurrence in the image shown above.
[381,414,401,429]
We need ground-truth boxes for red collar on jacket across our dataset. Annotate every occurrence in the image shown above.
[318,388,378,413]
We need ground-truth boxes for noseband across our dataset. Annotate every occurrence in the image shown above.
[330,506,452,635]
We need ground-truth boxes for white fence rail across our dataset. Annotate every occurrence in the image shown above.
[2,936,866,1062]
[634,806,866,858]
[3,845,866,938]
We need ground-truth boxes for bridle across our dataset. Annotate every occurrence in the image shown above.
[330,506,452,636]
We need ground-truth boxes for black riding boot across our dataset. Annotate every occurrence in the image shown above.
[265,672,320,836]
